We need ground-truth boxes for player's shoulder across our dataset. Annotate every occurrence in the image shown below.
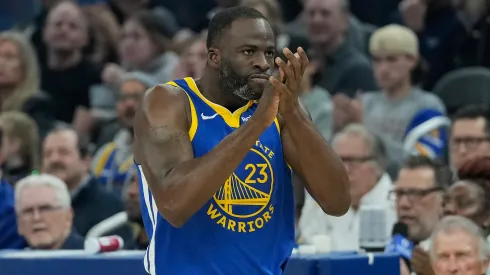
[144,83,188,106]
[134,83,190,129]
[142,83,188,113]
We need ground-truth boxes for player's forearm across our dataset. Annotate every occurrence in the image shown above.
[283,107,350,216]
[157,119,270,227]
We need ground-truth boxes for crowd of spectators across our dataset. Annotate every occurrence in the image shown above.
[1,0,490,274]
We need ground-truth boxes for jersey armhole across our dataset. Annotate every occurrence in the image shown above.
[166,81,198,141]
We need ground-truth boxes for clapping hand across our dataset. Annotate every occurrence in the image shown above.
[269,47,309,116]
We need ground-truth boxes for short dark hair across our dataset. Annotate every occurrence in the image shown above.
[46,124,92,158]
[206,6,268,49]
[403,155,453,189]
[452,105,490,135]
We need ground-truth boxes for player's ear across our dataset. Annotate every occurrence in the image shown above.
[208,47,221,69]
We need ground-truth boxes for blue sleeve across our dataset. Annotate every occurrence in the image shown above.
[0,182,26,249]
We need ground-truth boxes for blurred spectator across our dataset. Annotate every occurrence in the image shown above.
[429,215,490,275]
[392,0,465,89]
[450,105,490,170]
[285,0,376,56]
[83,3,121,68]
[392,156,452,275]
[40,1,101,134]
[103,10,179,86]
[93,10,179,120]
[300,59,333,141]
[0,112,40,185]
[392,156,451,245]
[0,128,26,249]
[173,35,207,79]
[86,172,148,250]
[334,24,445,164]
[445,156,490,236]
[0,31,56,139]
[41,126,131,239]
[92,72,156,195]
[15,174,85,250]
[304,0,378,96]
[123,173,148,249]
[452,0,490,68]
[299,124,395,250]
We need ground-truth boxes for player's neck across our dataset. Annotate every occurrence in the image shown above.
[197,70,249,111]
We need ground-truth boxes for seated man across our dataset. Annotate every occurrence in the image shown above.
[430,216,490,275]
[15,174,84,249]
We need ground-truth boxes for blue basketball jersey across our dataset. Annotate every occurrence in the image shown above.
[136,77,295,275]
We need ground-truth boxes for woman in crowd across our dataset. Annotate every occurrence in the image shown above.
[0,31,55,139]
[102,10,179,86]
[0,112,40,185]
[173,35,207,79]
[92,9,180,122]
[444,156,490,237]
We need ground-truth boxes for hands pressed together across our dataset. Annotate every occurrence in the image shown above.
[255,47,309,126]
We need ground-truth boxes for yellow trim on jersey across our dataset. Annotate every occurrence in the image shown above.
[273,117,280,134]
[183,77,253,128]
[94,143,116,176]
[186,94,198,141]
[165,81,198,141]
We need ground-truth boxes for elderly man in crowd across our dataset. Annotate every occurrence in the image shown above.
[15,174,84,250]
[430,216,490,275]
[299,123,396,250]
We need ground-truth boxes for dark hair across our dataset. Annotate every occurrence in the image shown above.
[206,6,268,49]
[403,155,453,188]
[47,124,92,158]
[458,156,490,212]
[452,105,490,135]
[127,10,176,53]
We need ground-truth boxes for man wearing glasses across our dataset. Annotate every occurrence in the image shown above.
[299,124,395,251]
[391,155,452,274]
[15,174,84,250]
[450,105,490,170]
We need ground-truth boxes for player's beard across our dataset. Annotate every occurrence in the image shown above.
[217,60,262,101]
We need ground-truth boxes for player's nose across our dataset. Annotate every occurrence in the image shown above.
[253,53,271,72]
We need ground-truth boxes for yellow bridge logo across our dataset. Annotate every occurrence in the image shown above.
[212,148,274,218]
[207,148,276,232]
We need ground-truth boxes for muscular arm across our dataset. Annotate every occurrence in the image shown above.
[133,85,270,227]
[281,103,350,216]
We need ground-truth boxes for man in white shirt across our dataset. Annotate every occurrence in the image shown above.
[299,123,396,250]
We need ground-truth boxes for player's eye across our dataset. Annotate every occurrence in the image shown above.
[243,49,254,55]
[265,51,275,57]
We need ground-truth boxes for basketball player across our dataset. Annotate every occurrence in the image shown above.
[133,6,350,275]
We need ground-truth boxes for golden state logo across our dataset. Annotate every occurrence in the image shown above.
[207,140,275,233]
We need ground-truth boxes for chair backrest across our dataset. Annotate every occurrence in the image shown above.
[86,211,128,238]
[433,67,490,115]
